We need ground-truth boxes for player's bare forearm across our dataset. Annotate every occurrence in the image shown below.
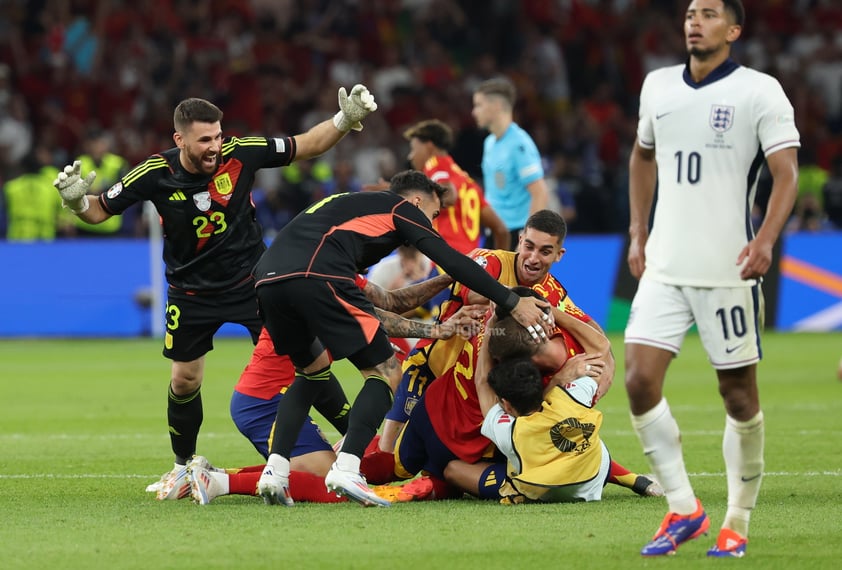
[527,179,549,215]
[293,119,348,161]
[551,306,613,401]
[628,141,657,237]
[75,197,112,224]
[475,317,497,416]
[365,274,453,314]
[756,147,799,246]
[627,141,657,278]
[375,308,438,339]
[550,307,609,355]
[738,147,798,279]
[480,205,510,250]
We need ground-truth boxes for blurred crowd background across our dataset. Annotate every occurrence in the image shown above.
[2,0,842,240]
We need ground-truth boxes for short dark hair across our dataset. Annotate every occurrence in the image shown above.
[173,98,223,132]
[403,120,453,151]
[389,170,447,202]
[721,0,745,27]
[487,286,546,361]
[524,209,567,243]
[487,357,544,416]
[487,314,538,362]
[475,76,516,108]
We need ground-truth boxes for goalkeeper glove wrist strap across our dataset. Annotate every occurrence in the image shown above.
[333,110,351,132]
[64,196,90,215]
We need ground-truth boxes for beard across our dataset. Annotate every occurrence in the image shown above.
[689,46,712,58]
[185,150,218,174]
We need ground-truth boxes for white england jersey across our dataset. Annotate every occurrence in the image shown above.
[637,60,800,287]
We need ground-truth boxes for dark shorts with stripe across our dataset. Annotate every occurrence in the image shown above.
[256,277,393,370]
[163,280,262,362]
[230,390,333,459]
[394,394,458,481]
[385,355,437,423]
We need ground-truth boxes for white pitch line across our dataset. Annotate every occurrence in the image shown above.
[2,429,840,441]
[0,432,244,441]
[0,471,839,480]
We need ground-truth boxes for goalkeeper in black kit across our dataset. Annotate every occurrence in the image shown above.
[52,84,378,498]
[253,169,554,507]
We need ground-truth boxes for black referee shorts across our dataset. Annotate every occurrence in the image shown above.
[256,277,393,370]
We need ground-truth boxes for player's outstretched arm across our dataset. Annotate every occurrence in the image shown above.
[53,160,111,224]
[363,273,452,314]
[293,84,377,161]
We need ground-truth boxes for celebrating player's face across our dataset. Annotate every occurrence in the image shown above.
[684,0,741,59]
[516,227,564,285]
[417,192,441,223]
[176,121,223,175]
[407,138,433,171]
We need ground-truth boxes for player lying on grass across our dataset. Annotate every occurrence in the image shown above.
[370,291,661,502]
[379,210,589,454]
[147,273,484,504]
[468,307,657,503]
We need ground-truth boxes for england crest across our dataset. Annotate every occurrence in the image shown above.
[710,104,735,133]
[193,191,212,212]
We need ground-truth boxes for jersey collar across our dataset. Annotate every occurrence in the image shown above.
[682,58,740,89]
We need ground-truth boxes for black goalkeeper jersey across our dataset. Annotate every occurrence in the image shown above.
[253,191,520,312]
[100,136,295,292]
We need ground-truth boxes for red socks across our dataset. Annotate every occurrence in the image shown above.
[227,467,347,503]
[360,435,398,485]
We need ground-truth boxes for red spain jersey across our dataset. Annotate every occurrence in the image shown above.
[425,154,488,255]
[425,299,593,463]
[234,328,296,400]
[408,248,585,381]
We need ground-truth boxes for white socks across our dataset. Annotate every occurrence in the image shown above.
[211,471,230,495]
[265,453,291,477]
[722,411,764,536]
[335,451,361,473]
[630,398,697,515]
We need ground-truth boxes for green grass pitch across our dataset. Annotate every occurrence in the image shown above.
[1,333,840,569]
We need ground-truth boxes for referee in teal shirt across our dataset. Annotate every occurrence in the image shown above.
[472,77,550,249]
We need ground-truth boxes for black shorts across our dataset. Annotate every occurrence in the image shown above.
[256,278,393,370]
[163,280,262,362]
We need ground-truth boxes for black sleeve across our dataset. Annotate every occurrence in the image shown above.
[393,201,519,311]
[415,235,519,311]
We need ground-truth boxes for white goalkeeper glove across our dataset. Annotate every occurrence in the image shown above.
[53,160,97,214]
[333,84,377,132]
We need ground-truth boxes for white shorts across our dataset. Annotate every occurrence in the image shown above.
[624,278,763,369]
[541,441,610,503]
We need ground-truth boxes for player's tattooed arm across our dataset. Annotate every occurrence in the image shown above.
[376,308,443,339]
[363,273,454,314]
